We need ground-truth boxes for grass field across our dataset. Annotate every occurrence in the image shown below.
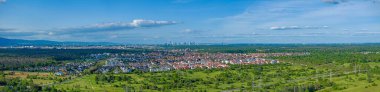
[48,62,380,92]
[318,74,380,92]
[3,71,52,78]
[54,73,224,92]
[2,71,73,86]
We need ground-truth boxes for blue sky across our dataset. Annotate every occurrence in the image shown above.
[0,0,379,44]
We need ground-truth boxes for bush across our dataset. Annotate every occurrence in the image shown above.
[358,77,366,81]
[113,84,120,87]
[372,83,378,86]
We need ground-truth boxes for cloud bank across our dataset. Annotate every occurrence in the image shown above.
[0,28,41,37]
[0,28,13,31]
[321,0,344,4]
[0,0,5,4]
[59,19,178,34]
[321,0,380,4]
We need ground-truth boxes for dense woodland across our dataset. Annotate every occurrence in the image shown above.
[0,49,151,61]
[0,49,151,70]
[0,56,56,70]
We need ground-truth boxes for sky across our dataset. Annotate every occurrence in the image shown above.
[0,0,380,44]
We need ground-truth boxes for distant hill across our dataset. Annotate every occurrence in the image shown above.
[0,37,120,46]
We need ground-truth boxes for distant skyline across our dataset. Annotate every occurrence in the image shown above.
[1,0,380,44]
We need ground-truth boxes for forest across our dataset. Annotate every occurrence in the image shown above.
[0,48,151,70]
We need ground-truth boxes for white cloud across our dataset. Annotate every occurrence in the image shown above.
[269,26,329,30]
[180,28,204,35]
[58,19,178,34]
[129,19,178,27]
[47,32,54,35]
[182,29,193,33]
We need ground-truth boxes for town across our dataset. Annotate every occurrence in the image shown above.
[14,49,307,75]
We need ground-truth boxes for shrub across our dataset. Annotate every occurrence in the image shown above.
[358,77,366,81]
[372,83,378,86]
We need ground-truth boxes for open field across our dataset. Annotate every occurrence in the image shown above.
[1,71,74,86]
[3,71,52,78]
[51,62,380,92]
